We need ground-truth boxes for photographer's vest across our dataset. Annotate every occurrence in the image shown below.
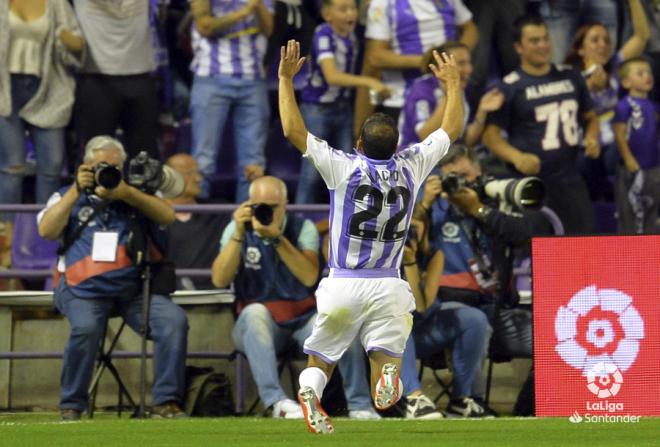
[234,214,316,325]
[429,199,491,292]
[58,192,164,298]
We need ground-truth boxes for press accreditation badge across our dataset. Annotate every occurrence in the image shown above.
[92,231,119,262]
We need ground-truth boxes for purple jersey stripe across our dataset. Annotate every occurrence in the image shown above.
[210,39,220,75]
[436,0,457,41]
[327,189,336,267]
[373,172,400,268]
[249,34,259,78]
[395,165,417,267]
[395,0,423,55]
[335,168,363,268]
[230,36,242,77]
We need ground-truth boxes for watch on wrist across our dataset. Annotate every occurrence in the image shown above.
[271,235,283,247]
[476,205,492,222]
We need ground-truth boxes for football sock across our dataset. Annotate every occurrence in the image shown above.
[299,367,328,400]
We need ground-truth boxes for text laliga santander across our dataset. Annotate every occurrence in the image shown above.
[587,401,624,412]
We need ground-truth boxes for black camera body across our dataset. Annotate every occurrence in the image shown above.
[128,152,164,195]
[251,203,275,226]
[87,162,122,194]
[440,172,469,195]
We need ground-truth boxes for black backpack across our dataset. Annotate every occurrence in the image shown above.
[185,366,235,417]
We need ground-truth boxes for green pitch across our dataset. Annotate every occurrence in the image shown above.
[0,414,659,447]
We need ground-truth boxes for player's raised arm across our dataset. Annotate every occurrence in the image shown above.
[278,40,308,153]
[428,51,464,143]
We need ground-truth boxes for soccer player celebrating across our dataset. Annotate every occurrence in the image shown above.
[278,40,463,434]
[483,14,600,234]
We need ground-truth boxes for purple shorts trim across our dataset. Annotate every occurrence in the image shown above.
[303,348,336,365]
[366,346,403,358]
[329,268,400,279]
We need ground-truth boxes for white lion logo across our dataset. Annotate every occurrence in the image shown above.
[554,285,644,376]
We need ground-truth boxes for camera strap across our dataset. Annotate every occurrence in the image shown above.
[459,216,498,291]
[57,200,111,256]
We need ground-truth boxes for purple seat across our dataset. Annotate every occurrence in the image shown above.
[11,213,59,272]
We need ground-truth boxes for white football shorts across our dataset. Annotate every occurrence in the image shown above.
[303,275,415,363]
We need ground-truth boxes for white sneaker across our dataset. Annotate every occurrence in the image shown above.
[348,408,381,420]
[374,363,403,410]
[298,386,334,434]
[405,394,444,420]
[272,398,304,419]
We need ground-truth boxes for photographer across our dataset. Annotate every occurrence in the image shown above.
[413,144,553,415]
[211,176,378,420]
[38,136,188,421]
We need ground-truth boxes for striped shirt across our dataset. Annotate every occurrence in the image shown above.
[191,0,273,79]
[303,128,450,271]
[365,0,472,108]
[301,23,358,104]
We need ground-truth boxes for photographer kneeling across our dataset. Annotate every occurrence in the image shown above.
[38,136,188,421]
[413,144,553,415]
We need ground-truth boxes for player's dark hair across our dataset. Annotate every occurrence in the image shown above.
[513,14,547,43]
[437,144,479,168]
[359,113,399,160]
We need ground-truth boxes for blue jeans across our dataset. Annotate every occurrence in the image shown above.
[0,75,64,210]
[232,303,373,410]
[401,301,490,398]
[539,0,618,64]
[53,281,189,411]
[190,75,269,202]
[295,101,354,204]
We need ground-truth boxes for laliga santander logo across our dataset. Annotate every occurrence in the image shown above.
[586,362,623,398]
[554,285,645,380]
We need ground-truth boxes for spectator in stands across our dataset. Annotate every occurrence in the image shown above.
[0,0,83,212]
[211,175,379,419]
[399,41,503,150]
[263,1,318,70]
[37,136,188,421]
[564,0,650,200]
[463,0,527,111]
[354,0,478,130]
[73,0,160,159]
[538,0,619,64]
[166,153,230,290]
[482,14,600,234]
[295,0,390,204]
[613,57,660,234]
[419,144,553,416]
[189,0,273,202]
[399,212,492,418]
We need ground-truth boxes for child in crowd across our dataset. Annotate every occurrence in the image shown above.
[295,0,389,204]
[613,57,660,234]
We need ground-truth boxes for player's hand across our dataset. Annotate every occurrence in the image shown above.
[233,202,253,236]
[244,164,264,182]
[623,156,640,174]
[428,51,460,88]
[512,152,541,175]
[584,137,600,159]
[75,164,95,193]
[477,89,504,113]
[278,40,306,80]
[422,175,442,209]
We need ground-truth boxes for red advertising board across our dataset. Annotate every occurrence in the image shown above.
[533,235,660,417]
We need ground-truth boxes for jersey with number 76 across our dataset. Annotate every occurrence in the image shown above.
[303,129,450,270]
[487,64,594,182]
